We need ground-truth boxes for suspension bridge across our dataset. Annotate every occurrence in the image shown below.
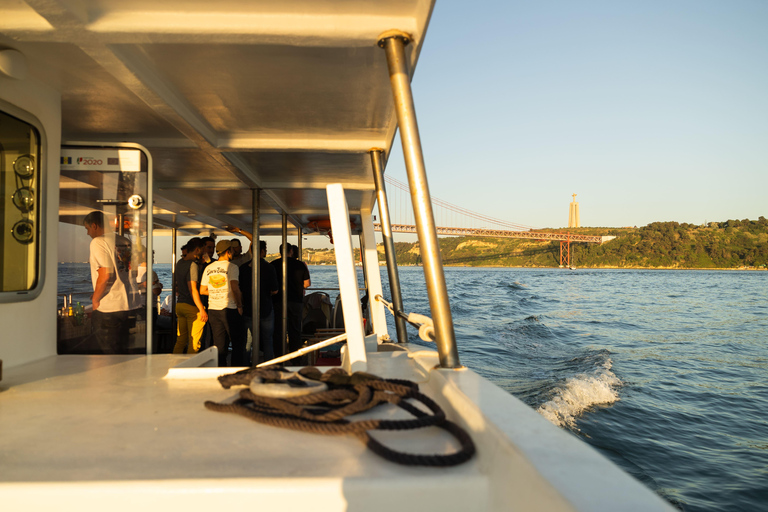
[373,176,615,267]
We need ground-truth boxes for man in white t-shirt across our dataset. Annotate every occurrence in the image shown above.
[84,211,141,353]
[200,239,246,367]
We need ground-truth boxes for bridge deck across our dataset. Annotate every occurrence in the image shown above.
[375,224,610,243]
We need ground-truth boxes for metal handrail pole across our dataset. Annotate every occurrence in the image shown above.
[297,228,303,262]
[358,233,369,292]
[145,161,153,354]
[380,33,460,368]
[281,214,288,357]
[358,230,375,333]
[251,189,261,365]
[171,227,177,350]
[370,149,408,343]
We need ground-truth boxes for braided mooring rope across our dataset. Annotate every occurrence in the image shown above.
[205,366,476,467]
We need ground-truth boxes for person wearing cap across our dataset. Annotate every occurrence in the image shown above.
[200,239,246,367]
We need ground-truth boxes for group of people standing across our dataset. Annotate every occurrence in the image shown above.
[84,210,310,365]
[173,227,310,366]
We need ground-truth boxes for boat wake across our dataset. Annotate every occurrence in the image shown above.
[536,358,622,429]
[483,282,623,430]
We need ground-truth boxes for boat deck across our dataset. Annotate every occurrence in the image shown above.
[1,349,490,510]
[0,346,672,511]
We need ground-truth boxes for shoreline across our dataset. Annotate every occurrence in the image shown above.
[396,263,767,271]
[59,261,767,271]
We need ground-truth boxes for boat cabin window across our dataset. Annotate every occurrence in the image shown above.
[57,145,150,355]
[0,109,42,300]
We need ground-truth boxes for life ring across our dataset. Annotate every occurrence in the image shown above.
[306,217,357,244]
[307,219,332,232]
[112,216,133,231]
[307,218,334,244]
[249,371,328,398]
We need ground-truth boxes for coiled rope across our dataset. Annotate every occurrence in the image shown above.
[205,366,476,466]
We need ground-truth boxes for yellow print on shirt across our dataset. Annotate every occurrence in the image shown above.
[208,274,227,288]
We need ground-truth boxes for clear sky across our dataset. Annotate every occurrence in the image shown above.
[385,0,768,230]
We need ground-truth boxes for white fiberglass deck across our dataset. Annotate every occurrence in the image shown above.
[0,346,672,511]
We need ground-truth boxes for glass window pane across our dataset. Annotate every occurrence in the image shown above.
[57,146,149,354]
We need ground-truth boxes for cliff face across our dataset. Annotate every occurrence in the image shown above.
[294,218,768,269]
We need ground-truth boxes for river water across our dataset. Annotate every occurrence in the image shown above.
[59,264,768,511]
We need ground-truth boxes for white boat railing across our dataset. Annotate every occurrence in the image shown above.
[327,183,369,373]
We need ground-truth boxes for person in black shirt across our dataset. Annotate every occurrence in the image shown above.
[271,244,310,357]
[239,240,278,364]
[173,237,207,354]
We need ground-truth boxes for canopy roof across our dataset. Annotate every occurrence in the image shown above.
[0,0,435,235]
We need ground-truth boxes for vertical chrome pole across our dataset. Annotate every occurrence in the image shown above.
[145,153,154,355]
[297,229,303,261]
[281,214,288,357]
[251,189,261,365]
[171,227,177,349]
[370,149,408,343]
[358,233,371,335]
[379,32,460,368]
[358,233,369,292]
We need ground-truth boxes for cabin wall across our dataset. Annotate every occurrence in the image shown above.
[0,72,61,369]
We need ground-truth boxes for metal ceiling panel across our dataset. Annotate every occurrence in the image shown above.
[135,44,394,138]
[1,0,436,235]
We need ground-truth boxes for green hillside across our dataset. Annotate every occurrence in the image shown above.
[301,218,768,269]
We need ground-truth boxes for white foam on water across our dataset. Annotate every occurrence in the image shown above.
[537,360,622,428]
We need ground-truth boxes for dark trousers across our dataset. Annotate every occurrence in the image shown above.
[208,308,246,367]
[199,321,213,350]
[261,310,275,361]
[272,301,303,360]
[244,309,275,365]
[91,309,136,354]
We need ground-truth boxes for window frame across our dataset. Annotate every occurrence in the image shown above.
[0,99,47,303]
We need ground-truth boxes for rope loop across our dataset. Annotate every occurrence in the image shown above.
[375,294,435,342]
[205,366,475,467]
